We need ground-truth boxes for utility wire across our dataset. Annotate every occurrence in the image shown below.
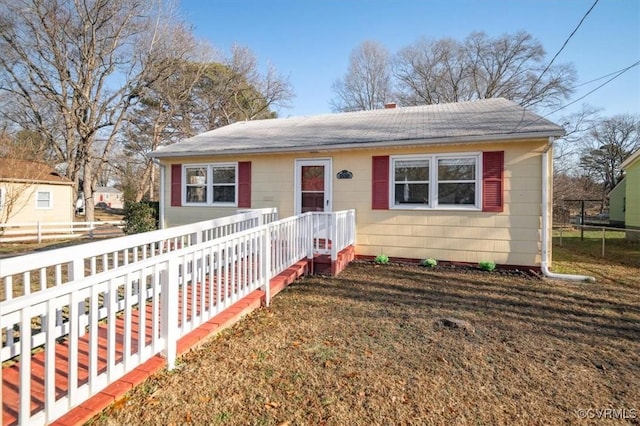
[509,59,639,132]
[572,64,635,88]
[544,59,640,117]
[521,0,599,103]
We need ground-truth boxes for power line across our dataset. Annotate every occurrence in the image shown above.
[544,59,640,117]
[509,59,639,132]
[522,0,600,102]
[547,0,599,70]
[572,64,635,89]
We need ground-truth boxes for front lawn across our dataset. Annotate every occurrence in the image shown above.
[89,256,639,425]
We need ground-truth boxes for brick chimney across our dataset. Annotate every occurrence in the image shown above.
[384,102,397,109]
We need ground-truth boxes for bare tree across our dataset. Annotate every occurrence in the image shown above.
[223,45,294,124]
[120,44,294,202]
[394,38,471,106]
[0,128,53,162]
[189,45,295,131]
[579,114,640,197]
[119,33,214,202]
[553,105,601,175]
[331,41,392,112]
[393,31,576,109]
[0,0,192,220]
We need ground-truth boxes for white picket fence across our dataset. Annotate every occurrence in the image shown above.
[0,220,125,243]
[0,208,355,425]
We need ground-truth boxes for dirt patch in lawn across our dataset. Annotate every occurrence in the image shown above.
[90,261,640,426]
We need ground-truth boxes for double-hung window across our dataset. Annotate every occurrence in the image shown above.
[393,158,430,206]
[185,166,208,204]
[437,157,477,206]
[211,165,236,203]
[36,191,52,209]
[184,163,237,206]
[391,154,480,209]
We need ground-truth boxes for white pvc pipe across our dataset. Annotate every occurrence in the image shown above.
[541,137,596,283]
[158,161,165,229]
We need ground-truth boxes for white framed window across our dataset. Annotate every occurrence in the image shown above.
[36,190,53,209]
[391,153,480,209]
[393,157,431,206]
[211,164,236,203]
[183,163,237,206]
[0,187,6,211]
[185,165,209,204]
[437,157,477,207]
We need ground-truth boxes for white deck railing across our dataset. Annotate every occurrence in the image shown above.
[0,208,354,426]
[311,210,357,260]
[0,208,278,302]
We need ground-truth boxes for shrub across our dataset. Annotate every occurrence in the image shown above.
[374,254,389,264]
[421,258,438,268]
[123,202,157,235]
[478,260,496,272]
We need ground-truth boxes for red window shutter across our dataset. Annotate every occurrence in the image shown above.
[171,164,182,207]
[372,156,389,210]
[238,161,251,208]
[482,151,504,212]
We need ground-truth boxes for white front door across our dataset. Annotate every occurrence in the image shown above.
[295,159,332,215]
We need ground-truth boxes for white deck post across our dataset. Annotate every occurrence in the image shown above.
[69,257,85,282]
[330,213,338,261]
[306,213,314,260]
[19,307,32,425]
[161,257,179,370]
[262,227,271,306]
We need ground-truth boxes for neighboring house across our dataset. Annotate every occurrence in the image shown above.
[0,158,74,225]
[94,186,124,210]
[151,98,564,269]
[615,149,640,239]
[608,178,626,227]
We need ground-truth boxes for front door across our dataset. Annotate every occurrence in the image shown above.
[295,159,332,215]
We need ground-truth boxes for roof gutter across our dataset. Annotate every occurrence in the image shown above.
[540,136,595,282]
[150,131,564,159]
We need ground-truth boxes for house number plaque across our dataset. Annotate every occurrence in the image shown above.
[336,170,353,179]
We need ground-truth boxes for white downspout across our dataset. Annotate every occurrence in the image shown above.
[158,161,166,230]
[541,137,595,282]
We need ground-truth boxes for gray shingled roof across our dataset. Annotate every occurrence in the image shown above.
[152,98,564,158]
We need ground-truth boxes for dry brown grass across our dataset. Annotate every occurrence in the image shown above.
[89,257,640,426]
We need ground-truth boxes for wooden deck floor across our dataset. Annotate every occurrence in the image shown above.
[2,259,310,426]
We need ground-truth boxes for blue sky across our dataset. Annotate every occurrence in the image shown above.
[179,0,640,121]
